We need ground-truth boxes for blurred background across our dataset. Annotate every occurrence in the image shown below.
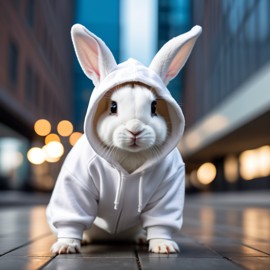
[0,0,269,196]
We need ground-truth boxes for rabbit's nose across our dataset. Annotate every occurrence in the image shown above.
[127,130,142,137]
[125,119,144,134]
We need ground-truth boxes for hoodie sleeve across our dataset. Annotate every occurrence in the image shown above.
[46,136,99,240]
[141,164,185,241]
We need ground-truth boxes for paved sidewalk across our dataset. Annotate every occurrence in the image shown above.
[0,191,269,269]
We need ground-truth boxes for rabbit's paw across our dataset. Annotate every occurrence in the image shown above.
[134,231,147,245]
[149,239,179,254]
[51,238,81,254]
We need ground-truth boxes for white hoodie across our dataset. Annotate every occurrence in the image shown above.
[46,24,202,242]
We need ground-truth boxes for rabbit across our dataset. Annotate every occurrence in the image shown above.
[47,23,202,254]
[96,83,168,173]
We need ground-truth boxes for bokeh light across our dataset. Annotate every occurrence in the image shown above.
[57,120,73,137]
[240,145,270,180]
[45,133,61,145]
[197,162,217,185]
[27,147,45,165]
[44,154,60,163]
[43,141,64,159]
[69,132,83,146]
[240,150,257,180]
[257,145,270,177]
[224,155,238,183]
[34,119,51,136]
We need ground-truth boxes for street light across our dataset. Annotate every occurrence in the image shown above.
[34,119,51,136]
[57,120,73,137]
[27,147,45,165]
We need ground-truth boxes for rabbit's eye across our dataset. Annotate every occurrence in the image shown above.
[110,101,117,114]
[151,101,157,116]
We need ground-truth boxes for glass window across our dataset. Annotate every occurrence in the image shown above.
[8,41,19,86]
[257,0,269,42]
[25,64,34,102]
[25,0,35,27]
[34,74,40,108]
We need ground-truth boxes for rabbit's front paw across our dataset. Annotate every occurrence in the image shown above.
[51,238,81,254]
[134,232,148,245]
[131,228,147,245]
[149,239,179,254]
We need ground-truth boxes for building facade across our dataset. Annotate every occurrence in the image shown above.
[180,0,270,190]
[73,0,120,131]
[0,0,74,190]
[157,0,191,102]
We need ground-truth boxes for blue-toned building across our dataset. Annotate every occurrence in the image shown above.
[73,0,120,131]
[181,0,270,191]
[157,0,191,102]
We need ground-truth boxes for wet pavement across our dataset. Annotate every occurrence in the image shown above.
[0,191,269,269]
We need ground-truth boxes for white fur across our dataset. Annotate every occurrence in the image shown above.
[97,85,167,173]
[51,238,81,254]
[149,239,179,253]
[50,24,201,254]
[51,237,179,254]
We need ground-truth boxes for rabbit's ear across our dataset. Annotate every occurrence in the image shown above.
[71,24,117,86]
[149,25,202,86]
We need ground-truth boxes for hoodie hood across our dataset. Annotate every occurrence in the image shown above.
[84,59,185,173]
[71,24,202,173]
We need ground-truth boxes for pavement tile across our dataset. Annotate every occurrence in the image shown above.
[242,240,270,255]
[203,242,268,257]
[5,234,56,257]
[229,257,270,270]
[43,257,138,270]
[137,238,220,258]
[64,244,136,258]
[139,257,244,270]
[0,256,52,270]
[0,238,32,256]
[0,192,269,270]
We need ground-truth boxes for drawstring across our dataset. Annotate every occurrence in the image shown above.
[113,170,144,213]
[114,171,122,210]
[138,172,144,213]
